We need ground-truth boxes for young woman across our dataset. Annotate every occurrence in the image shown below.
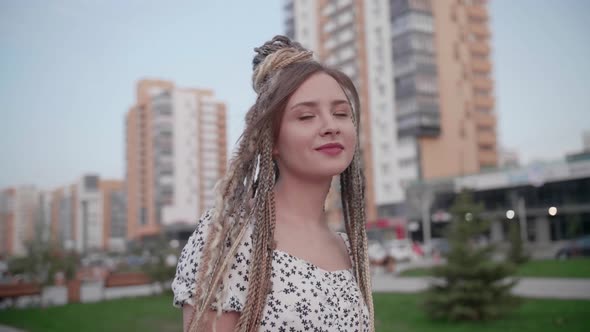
[172,35,374,332]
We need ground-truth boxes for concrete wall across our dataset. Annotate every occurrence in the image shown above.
[0,281,167,309]
[104,283,162,300]
[42,286,68,307]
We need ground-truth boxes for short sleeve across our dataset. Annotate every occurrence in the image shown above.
[171,210,252,312]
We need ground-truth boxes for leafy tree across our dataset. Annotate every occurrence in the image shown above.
[140,235,177,289]
[7,232,79,285]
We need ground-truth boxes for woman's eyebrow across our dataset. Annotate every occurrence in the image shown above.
[331,99,349,107]
[289,101,318,110]
[289,99,349,110]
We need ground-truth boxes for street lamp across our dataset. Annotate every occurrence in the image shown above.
[548,206,557,216]
[506,210,515,220]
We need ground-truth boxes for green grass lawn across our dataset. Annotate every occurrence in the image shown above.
[373,293,590,332]
[0,292,589,332]
[401,258,590,278]
[0,292,181,332]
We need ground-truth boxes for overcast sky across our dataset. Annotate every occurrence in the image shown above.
[1,0,588,189]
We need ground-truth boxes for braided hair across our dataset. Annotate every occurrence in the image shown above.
[187,35,374,332]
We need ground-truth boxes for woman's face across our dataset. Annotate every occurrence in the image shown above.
[274,72,357,181]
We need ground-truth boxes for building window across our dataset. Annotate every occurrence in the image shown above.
[84,176,99,191]
[479,144,494,151]
[378,83,386,96]
[474,88,489,97]
[383,183,392,194]
[140,207,147,225]
[477,125,494,133]
[399,157,416,168]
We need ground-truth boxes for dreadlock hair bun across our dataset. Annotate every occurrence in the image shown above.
[251,35,314,94]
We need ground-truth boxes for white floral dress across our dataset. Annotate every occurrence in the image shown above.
[172,210,371,331]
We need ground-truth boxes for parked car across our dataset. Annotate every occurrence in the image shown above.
[383,239,420,262]
[368,241,387,263]
[555,235,590,259]
[423,238,450,257]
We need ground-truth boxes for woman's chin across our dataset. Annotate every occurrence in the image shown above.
[308,166,349,179]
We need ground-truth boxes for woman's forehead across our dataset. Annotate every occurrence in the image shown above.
[287,72,349,107]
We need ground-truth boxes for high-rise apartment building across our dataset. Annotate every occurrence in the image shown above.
[73,174,104,252]
[50,175,125,253]
[100,180,126,251]
[0,186,39,256]
[284,0,497,218]
[0,175,127,258]
[0,188,13,256]
[37,190,53,243]
[50,183,77,250]
[125,80,227,240]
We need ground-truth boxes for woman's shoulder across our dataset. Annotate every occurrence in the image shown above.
[178,209,216,255]
[172,208,252,310]
[182,208,252,256]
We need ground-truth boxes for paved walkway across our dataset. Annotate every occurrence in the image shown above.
[1,273,588,332]
[0,325,24,332]
[372,273,590,299]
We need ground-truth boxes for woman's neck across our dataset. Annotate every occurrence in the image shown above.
[273,174,332,231]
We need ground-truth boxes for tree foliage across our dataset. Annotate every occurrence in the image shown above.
[424,192,521,321]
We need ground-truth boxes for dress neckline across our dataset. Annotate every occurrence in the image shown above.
[272,232,354,274]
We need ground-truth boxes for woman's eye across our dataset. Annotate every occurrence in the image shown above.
[335,112,350,117]
[299,115,314,120]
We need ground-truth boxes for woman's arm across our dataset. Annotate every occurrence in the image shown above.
[183,304,240,332]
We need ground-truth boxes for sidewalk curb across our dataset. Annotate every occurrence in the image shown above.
[0,325,26,332]
[372,275,590,299]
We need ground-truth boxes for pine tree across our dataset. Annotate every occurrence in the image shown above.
[507,220,529,265]
[424,192,521,321]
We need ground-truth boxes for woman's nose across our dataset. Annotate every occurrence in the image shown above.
[320,114,340,136]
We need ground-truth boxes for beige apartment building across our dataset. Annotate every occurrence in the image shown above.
[125,80,227,241]
[285,0,497,220]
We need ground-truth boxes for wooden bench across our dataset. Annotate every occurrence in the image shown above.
[0,283,41,299]
[104,272,151,288]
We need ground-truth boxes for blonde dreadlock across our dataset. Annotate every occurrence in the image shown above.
[187,35,375,332]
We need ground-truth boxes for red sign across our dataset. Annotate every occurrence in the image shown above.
[366,218,408,239]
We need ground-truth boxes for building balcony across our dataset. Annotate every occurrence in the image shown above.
[478,150,498,167]
[469,22,491,38]
[466,5,488,21]
[469,40,490,56]
[474,95,495,110]
[476,130,497,146]
[473,76,493,90]
[471,58,492,73]
[136,225,162,239]
[473,110,496,127]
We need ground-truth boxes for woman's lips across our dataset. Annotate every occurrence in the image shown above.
[316,143,344,156]
[317,148,343,156]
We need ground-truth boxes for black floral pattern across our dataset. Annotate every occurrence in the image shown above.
[172,210,371,331]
